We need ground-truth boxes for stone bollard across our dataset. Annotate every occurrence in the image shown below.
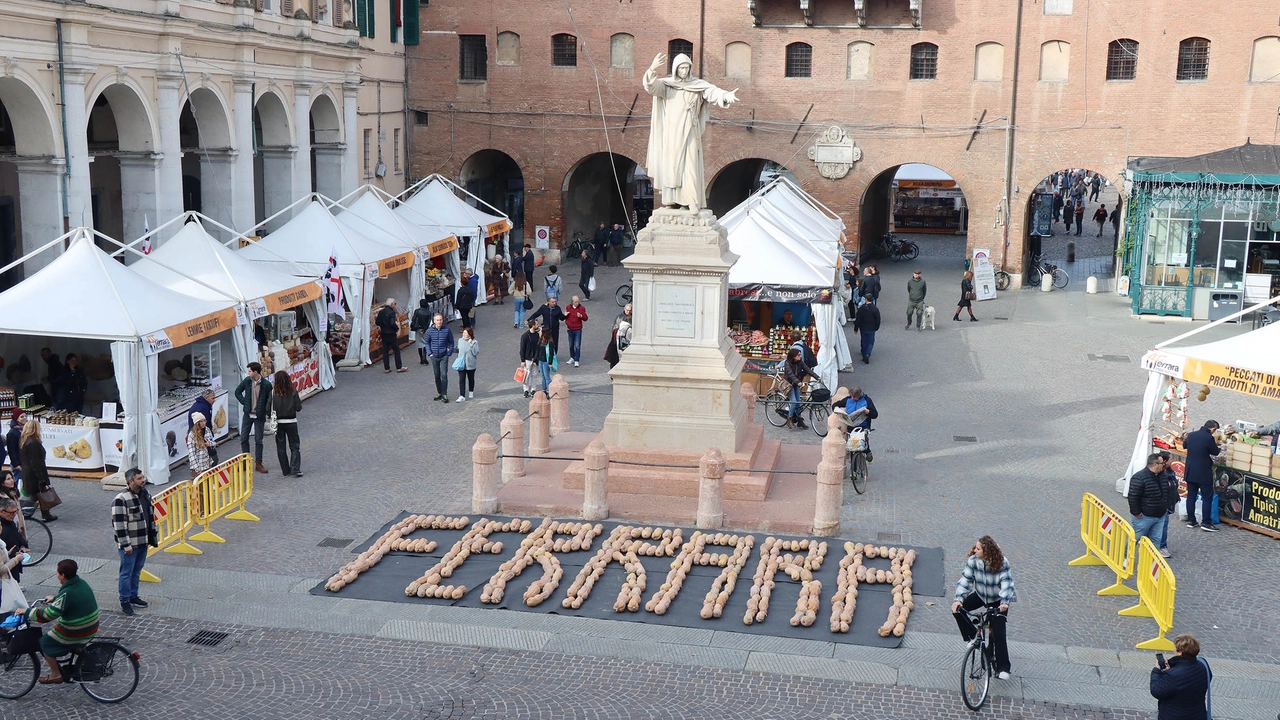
[812,413,846,536]
[549,374,570,436]
[696,447,727,530]
[472,433,499,513]
[529,391,551,455]
[1067,242,1076,263]
[1041,271,1054,292]
[582,438,609,520]
[1086,276,1098,294]
[500,409,525,483]
[740,382,758,415]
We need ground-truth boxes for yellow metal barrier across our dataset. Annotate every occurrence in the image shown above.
[189,453,260,544]
[1118,536,1177,651]
[140,480,203,583]
[1067,492,1138,596]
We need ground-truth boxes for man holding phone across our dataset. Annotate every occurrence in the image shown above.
[1150,634,1212,719]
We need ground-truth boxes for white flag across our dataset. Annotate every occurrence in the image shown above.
[140,215,152,255]
[322,248,344,316]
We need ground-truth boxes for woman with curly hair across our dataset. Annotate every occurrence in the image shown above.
[952,535,1017,679]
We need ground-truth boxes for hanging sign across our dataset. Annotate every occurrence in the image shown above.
[263,281,322,315]
[379,251,417,278]
[427,236,460,258]
[535,226,550,250]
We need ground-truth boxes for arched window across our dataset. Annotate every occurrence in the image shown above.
[785,42,813,78]
[1106,39,1137,80]
[847,41,873,80]
[552,33,578,67]
[973,42,1004,81]
[1039,40,1071,82]
[910,43,938,80]
[497,31,520,66]
[1251,36,1280,82]
[1176,37,1210,81]
[610,33,635,69]
[668,39,694,72]
[725,42,752,79]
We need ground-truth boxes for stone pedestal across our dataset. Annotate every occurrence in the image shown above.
[601,208,749,453]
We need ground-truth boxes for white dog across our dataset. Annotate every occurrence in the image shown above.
[923,306,936,330]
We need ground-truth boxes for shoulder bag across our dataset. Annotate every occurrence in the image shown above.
[37,486,62,511]
[523,297,534,311]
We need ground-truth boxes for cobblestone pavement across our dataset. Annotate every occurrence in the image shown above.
[3,613,1157,720]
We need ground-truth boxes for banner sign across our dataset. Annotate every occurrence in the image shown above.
[1032,193,1055,237]
[728,285,833,304]
[486,219,513,237]
[147,307,239,355]
[379,251,417,278]
[263,281,322,315]
[1143,350,1280,402]
[971,249,998,301]
[1242,474,1280,533]
[427,236,459,258]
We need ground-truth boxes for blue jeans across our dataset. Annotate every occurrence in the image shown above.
[1159,513,1170,550]
[118,546,148,603]
[539,361,551,392]
[1185,480,1213,526]
[514,302,526,327]
[860,331,876,360]
[1132,514,1163,547]
[567,329,583,363]
[788,386,801,418]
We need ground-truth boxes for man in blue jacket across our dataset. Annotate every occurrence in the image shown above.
[1182,420,1221,532]
[423,313,456,403]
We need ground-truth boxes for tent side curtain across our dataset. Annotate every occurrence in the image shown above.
[302,299,337,390]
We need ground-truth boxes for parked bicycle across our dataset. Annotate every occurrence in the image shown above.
[0,602,140,703]
[565,231,591,261]
[1025,254,1069,289]
[879,233,920,262]
[19,506,51,567]
[615,284,632,307]
[959,601,997,710]
[993,268,1012,292]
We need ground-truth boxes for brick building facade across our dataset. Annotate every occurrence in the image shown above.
[406,0,1280,283]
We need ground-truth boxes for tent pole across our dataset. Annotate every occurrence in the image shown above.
[0,226,83,277]
[1155,295,1280,348]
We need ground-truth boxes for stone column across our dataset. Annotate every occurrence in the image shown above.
[117,155,161,244]
[259,147,295,232]
[529,391,550,455]
[696,447,726,530]
[548,374,569,436]
[582,438,609,521]
[471,433,498,513]
[812,413,845,537]
[500,409,525,483]
[292,82,313,205]
[61,66,93,229]
[155,72,186,237]
[231,77,257,233]
[341,81,360,197]
[312,146,344,200]
[198,150,237,231]
[11,158,68,273]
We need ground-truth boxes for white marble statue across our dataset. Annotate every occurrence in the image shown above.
[642,53,739,211]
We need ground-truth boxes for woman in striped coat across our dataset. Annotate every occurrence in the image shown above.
[951,536,1017,679]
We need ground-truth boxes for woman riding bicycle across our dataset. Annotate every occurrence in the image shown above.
[951,535,1017,680]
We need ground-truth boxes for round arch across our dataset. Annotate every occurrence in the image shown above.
[857,162,970,259]
[309,92,342,144]
[0,74,59,156]
[705,158,796,218]
[561,152,640,248]
[1021,166,1122,288]
[181,85,233,149]
[459,149,524,256]
[84,77,157,153]
[254,89,293,147]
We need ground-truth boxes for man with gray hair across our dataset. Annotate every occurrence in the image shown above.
[111,468,157,616]
[376,298,405,373]
[0,497,27,583]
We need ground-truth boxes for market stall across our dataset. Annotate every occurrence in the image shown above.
[0,228,238,481]
[889,165,967,234]
[719,178,854,390]
[1122,321,1280,538]
[237,200,414,367]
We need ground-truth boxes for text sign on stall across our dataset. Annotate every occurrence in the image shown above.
[1244,475,1280,533]
[971,249,998,301]
[654,285,697,339]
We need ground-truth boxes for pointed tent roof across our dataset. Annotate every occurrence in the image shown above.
[719,177,845,291]
[336,192,459,258]
[132,220,322,311]
[0,229,238,344]
[396,177,511,238]
[237,200,414,278]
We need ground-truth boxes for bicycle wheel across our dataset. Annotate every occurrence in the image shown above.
[615,285,632,307]
[0,651,38,699]
[994,270,1011,292]
[79,643,140,704]
[764,391,789,427]
[809,403,830,437]
[961,641,991,710]
[755,373,779,398]
[905,243,920,260]
[1026,266,1042,287]
[1052,268,1070,289]
[847,451,868,494]
[21,517,51,566]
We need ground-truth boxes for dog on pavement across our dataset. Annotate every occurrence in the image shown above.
[923,306,936,330]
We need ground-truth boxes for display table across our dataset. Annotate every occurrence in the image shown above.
[289,346,324,400]
[1160,447,1280,539]
[102,388,231,471]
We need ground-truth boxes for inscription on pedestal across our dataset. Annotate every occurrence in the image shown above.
[654,285,697,338]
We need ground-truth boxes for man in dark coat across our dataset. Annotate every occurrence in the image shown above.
[454,272,477,330]
[58,353,88,413]
[860,267,881,306]
[234,362,272,473]
[409,299,433,365]
[1182,420,1221,531]
[530,297,567,353]
[523,244,537,287]
[853,299,881,364]
[40,348,63,408]
[607,224,625,267]
[1128,453,1171,546]
[375,299,404,373]
[591,222,610,265]
[1149,633,1211,720]
[188,389,215,430]
[579,250,595,301]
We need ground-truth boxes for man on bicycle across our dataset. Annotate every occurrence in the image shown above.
[837,386,878,462]
[25,558,98,684]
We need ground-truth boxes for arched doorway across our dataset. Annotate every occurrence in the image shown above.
[310,94,342,200]
[706,159,795,218]
[0,76,60,283]
[87,83,156,250]
[180,88,234,228]
[858,163,968,260]
[1023,168,1120,290]
[253,90,293,231]
[561,152,640,249]
[460,149,524,258]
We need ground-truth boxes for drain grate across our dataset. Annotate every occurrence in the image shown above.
[993,316,1010,320]
[187,630,229,647]
[317,537,354,549]
[876,532,903,542]
[1088,354,1132,363]
[953,436,979,443]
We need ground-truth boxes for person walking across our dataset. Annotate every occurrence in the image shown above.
[491,254,511,305]
[111,468,157,616]
[1110,206,1122,237]
[592,222,610,265]
[522,243,537,287]
[454,271,477,330]
[19,420,56,521]
[185,412,216,478]
[854,298,881,364]
[1089,173,1102,203]
[906,269,927,330]
[1128,453,1172,547]
[519,320,542,398]
[564,296,589,367]
[1094,205,1109,237]
[530,296,567,354]
[455,327,479,402]
[6,410,24,490]
[1183,420,1221,531]
[1073,201,1085,237]
[1150,634,1212,720]
[860,266,881,306]
[543,265,563,303]
[272,371,303,477]
[234,362,272,473]
[605,304,632,368]
[782,347,813,430]
[410,298,433,365]
[510,273,532,328]
[952,536,1017,680]
[954,271,978,322]
[579,250,596,301]
[537,328,558,394]
[607,223,624,267]
[376,298,405,373]
[1052,192,1064,229]
[1063,198,1075,235]
[424,313,457,403]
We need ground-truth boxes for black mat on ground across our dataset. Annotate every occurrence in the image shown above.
[317,512,947,648]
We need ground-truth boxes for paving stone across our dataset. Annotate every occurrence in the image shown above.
[375,619,552,651]
[1022,676,1156,712]
[1098,665,1154,689]
[710,631,835,658]
[834,645,958,670]
[1069,646,1123,667]
[1012,659,1101,683]
[744,653,898,685]
[541,634,749,671]
[1007,639,1070,661]
[1213,675,1280,702]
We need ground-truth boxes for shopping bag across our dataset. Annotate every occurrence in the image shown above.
[846,428,868,453]
[408,330,417,343]
[514,366,527,384]
[0,572,28,615]
[37,487,62,510]
[588,277,597,292]
[452,355,466,371]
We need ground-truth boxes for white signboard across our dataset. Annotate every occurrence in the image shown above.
[37,422,103,470]
[654,285,697,339]
[971,248,998,301]
[534,226,550,250]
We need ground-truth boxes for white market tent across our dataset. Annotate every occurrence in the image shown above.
[238,199,416,366]
[719,178,855,390]
[0,229,239,481]
[131,217,335,394]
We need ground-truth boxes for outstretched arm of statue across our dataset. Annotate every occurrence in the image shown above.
[642,53,668,97]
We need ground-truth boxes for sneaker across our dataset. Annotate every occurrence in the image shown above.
[467,392,474,399]
[1159,548,1171,558]
[905,324,912,330]
[574,360,580,367]
[456,396,466,403]
[129,597,149,608]
[1201,524,1219,532]
[997,671,1011,680]
[1185,521,1199,529]
[397,367,408,373]
[120,602,135,616]
[294,471,304,477]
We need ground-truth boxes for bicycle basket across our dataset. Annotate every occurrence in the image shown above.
[6,627,42,656]
[846,428,868,453]
[75,641,120,682]
[809,388,831,403]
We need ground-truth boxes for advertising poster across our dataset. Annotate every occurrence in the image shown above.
[971,249,998,301]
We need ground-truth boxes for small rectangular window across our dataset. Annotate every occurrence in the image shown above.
[1106,40,1138,81]
[1043,0,1073,15]
[785,44,813,78]
[393,129,401,173]
[414,110,429,127]
[363,129,372,177]
[1177,38,1210,81]
[552,34,578,67]
[910,43,938,80]
[459,35,488,81]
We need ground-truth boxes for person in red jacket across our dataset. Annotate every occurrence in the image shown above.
[564,296,589,367]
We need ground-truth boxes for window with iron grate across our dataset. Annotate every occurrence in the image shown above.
[459,35,487,81]
[785,42,813,78]
[552,34,578,67]
[910,43,938,80]
[1176,37,1209,81]
[1106,39,1138,81]
[667,39,694,72]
